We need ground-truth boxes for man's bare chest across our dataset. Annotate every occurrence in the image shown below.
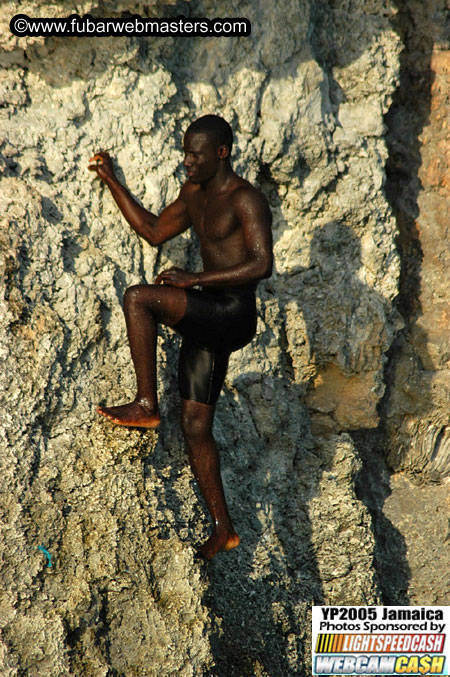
[188,196,240,242]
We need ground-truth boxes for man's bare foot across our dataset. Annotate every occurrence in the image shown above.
[96,400,161,428]
[197,529,240,560]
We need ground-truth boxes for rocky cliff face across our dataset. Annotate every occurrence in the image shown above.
[383,0,450,480]
[1,0,446,675]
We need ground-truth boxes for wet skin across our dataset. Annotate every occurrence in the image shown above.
[88,131,272,558]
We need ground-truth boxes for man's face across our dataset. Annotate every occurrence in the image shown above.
[183,132,221,184]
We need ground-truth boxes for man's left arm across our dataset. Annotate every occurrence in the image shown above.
[156,188,273,288]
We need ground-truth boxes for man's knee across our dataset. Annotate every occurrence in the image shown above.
[124,284,143,307]
[124,284,157,310]
[180,402,213,443]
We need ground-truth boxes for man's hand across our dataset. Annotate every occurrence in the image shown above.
[88,151,117,184]
[155,267,199,288]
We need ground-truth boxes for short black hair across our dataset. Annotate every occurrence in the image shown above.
[186,114,233,153]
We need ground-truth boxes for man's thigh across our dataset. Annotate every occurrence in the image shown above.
[125,284,188,326]
[178,340,229,406]
[173,286,257,352]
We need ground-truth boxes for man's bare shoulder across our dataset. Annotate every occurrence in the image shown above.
[230,180,272,217]
[179,180,201,201]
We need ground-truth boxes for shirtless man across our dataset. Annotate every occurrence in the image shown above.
[88,115,273,559]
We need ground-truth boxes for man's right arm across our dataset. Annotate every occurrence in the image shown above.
[88,152,191,246]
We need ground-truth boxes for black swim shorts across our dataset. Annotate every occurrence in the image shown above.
[174,285,257,405]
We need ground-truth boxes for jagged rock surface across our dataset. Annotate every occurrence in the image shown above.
[1,0,405,674]
[383,0,450,480]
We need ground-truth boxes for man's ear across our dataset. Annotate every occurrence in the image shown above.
[217,144,230,160]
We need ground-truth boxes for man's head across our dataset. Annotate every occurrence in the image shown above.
[183,115,233,184]
[186,114,233,154]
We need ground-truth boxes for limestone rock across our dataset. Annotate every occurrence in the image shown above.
[383,1,450,479]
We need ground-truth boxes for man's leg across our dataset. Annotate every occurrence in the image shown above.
[180,399,240,559]
[97,284,187,427]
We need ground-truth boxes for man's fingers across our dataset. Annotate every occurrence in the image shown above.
[89,153,106,166]
[157,268,175,278]
[155,270,178,286]
[88,151,112,165]
[87,151,115,177]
